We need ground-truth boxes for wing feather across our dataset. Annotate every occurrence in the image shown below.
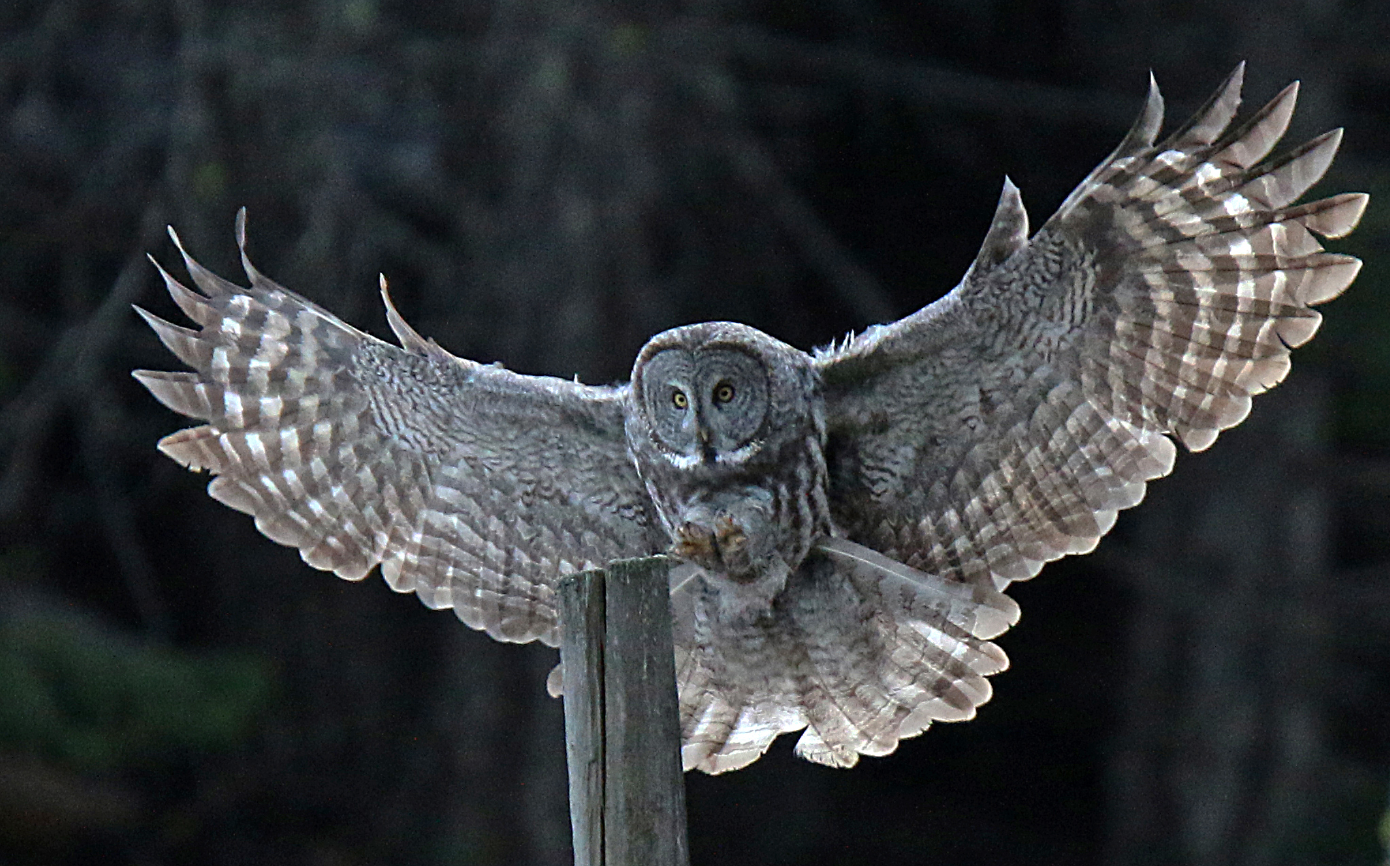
[134,211,662,646]
[817,67,1366,596]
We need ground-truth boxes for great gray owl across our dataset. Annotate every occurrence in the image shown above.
[135,65,1367,774]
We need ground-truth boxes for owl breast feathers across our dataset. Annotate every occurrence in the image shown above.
[135,65,1366,774]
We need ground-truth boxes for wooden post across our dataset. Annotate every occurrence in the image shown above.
[558,557,689,866]
[560,566,608,866]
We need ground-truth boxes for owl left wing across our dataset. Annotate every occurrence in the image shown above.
[134,212,663,646]
[816,64,1367,596]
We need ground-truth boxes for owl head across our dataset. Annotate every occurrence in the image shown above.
[626,321,819,471]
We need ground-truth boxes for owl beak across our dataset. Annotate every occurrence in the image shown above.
[680,408,704,442]
[682,405,716,463]
[695,425,719,464]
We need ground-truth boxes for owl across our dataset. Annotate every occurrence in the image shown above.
[135,65,1367,774]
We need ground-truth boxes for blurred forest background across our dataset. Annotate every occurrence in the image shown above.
[2,0,1390,864]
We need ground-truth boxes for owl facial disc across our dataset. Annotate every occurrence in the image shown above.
[637,344,768,463]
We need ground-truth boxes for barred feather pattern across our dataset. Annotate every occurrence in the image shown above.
[135,65,1367,778]
[670,543,1016,773]
[134,212,662,646]
[818,63,1366,597]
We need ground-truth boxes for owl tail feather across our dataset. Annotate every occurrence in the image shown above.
[677,546,1011,773]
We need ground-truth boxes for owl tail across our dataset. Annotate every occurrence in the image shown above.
[1055,63,1366,452]
[676,540,1015,773]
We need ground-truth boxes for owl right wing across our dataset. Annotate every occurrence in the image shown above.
[816,64,1367,598]
[133,211,663,647]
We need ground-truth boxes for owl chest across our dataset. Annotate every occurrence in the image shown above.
[639,435,832,581]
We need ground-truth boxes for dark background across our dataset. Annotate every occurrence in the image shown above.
[2,1,1389,864]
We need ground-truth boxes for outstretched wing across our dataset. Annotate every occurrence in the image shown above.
[817,64,1367,595]
[134,211,662,646]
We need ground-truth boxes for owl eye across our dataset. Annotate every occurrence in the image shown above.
[671,389,689,409]
[713,382,735,404]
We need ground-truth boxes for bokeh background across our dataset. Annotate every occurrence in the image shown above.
[2,1,1389,864]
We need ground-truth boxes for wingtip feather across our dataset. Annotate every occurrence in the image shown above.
[1309,192,1369,239]
[1217,80,1300,169]
[1122,72,1166,155]
[167,223,246,298]
[235,206,271,288]
[969,175,1030,274]
[134,305,210,368]
[132,369,215,419]
[1163,61,1245,148]
[380,273,433,354]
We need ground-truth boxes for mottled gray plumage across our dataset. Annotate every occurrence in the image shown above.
[135,65,1367,774]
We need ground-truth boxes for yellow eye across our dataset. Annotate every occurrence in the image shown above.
[713,382,735,404]
[672,389,689,409]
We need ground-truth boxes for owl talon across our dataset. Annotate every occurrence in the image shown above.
[714,514,753,574]
[714,514,746,548]
[671,514,756,576]
[672,522,717,565]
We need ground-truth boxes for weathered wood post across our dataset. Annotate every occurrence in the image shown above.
[558,556,690,866]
